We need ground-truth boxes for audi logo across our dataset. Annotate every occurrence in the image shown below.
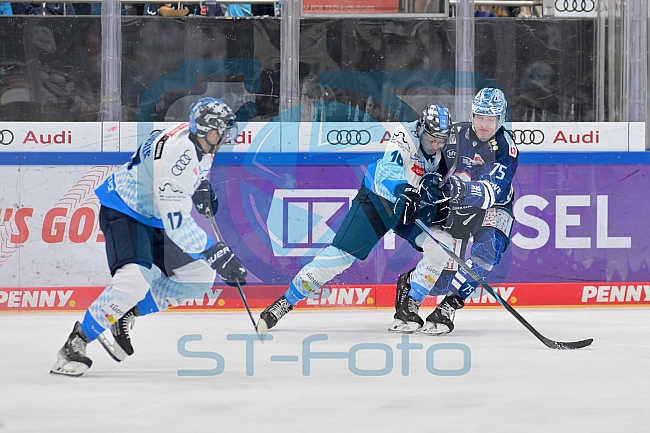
[326,129,371,145]
[512,129,545,145]
[171,150,192,176]
[0,129,14,145]
[555,0,595,13]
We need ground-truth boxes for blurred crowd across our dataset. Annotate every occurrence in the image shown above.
[0,2,543,17]
[0,2,277,16]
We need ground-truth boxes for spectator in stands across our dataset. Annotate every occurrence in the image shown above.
[226,4,276,17]
[1,2,12,14]
[251,4,275,16]
[474,6,512,17]
[145,2,223,16]
[226,3,252,17]
[13,3,75,15]
[414,0,444,13]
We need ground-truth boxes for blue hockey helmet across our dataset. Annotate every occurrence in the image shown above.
[419,104,452,139]
[189,97,237,145]
[471,88,507,129]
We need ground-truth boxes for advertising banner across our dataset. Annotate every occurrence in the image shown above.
[0,122,102,152]
[0,121,646,154]
[302,0,399,14]
[1,161,649,311]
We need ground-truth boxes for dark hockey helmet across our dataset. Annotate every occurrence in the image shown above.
[189,97,237,145]
[471,88,507,129]
[419,104,452,139]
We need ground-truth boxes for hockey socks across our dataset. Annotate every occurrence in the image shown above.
[80,311,104,341]
[450,260,483,300]
[284,282,305,306]
[407,281,429,303]
[136,290,160,316]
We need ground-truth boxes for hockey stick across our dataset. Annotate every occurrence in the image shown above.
[429,122,461,206]
[443,122,461,183]
[414,219,593,350]
[205,208,258,334]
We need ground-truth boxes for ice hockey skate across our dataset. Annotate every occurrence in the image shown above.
[394,269,414,311]
[419,294,465,335]
[258,295,293,335]
[388,295,424,333]
[50,321,93,377]
[98,307,137,362]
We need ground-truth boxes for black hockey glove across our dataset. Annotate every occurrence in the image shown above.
[420,172,443,205]
[192,179,218,216]
[441,175,466,204]
[204,242,248,286]
[394,184,421,226]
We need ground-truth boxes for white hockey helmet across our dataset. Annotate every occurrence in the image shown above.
[189,97,237,145]
[471,88,507,129]
[419,104,452,139]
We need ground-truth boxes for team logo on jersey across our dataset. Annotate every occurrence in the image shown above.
[159,183,183,194]
[461,155,484,166]
[411,164,425,177]
[471,154,485,165]
[171,150,192,176]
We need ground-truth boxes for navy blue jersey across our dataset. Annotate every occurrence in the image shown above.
[442,122,518,209]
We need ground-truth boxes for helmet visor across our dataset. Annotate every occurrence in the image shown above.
[218,116,239,146]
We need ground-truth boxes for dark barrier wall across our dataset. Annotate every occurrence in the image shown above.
[121,17,281,122]
[0,17,595,123]
[299,18,595,122]
[0,17,101,121]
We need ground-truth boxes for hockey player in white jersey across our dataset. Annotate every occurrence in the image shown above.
[394,88,519,335]
[257,104,454,333]
[51,98,247,377]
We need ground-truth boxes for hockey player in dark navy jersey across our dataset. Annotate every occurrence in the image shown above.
[394,87,519,335]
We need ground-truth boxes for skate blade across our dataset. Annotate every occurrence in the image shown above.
[50,359,88,377]
[97,333,128,362]
[387,319,421,334]
[257,319,269,342]
[419,322,451,336]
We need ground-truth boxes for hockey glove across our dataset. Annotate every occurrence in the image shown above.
[441,175,466,204]
[192,179,219,216]
[394,184,421,226]
[204,242,248,286]
[420,172,443,205]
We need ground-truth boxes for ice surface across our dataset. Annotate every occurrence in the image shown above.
[0,308,648,433]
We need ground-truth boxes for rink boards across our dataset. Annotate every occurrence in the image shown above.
[1,120,650,312]
[1,282,650,312]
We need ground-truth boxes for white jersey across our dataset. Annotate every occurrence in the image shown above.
[364,120,443,201]
[95,122,215,256]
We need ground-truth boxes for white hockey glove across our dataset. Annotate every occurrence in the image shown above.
[394,184,421,225]
[204,242,248,286]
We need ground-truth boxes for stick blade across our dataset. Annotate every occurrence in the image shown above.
[542,337,594,350]
[256,318,269,342]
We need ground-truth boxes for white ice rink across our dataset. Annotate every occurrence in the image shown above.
[1,307,648,433]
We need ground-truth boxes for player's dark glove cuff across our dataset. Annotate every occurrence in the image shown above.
[192,179,219,216]
[204,242,248,286]
[394,183,421,226]
[442,175,466,204]
[420,172,443,205]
